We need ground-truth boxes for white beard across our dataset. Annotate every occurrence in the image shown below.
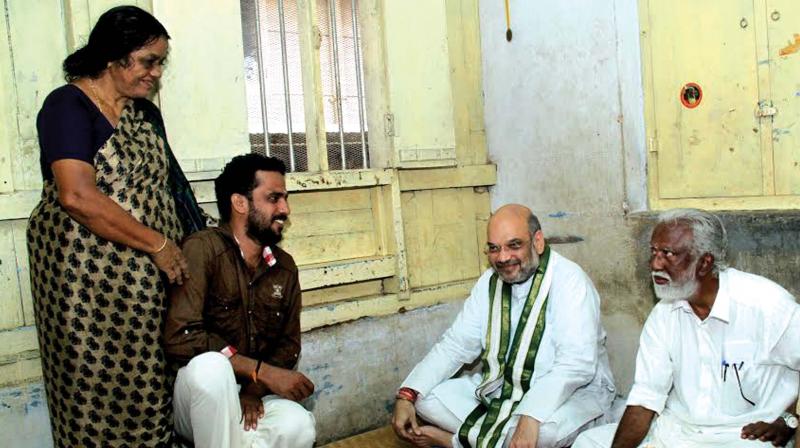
[652,265,699,303]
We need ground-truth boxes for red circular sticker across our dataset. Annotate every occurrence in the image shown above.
[680,83,703,109]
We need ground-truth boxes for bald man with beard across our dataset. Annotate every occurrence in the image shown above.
[392,204,616,448]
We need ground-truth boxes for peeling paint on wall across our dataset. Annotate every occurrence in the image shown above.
[296,302,462,444]
[546,235,585,244]
[0,383,53,447]
[779,34,800,56]
[773,127,793,141]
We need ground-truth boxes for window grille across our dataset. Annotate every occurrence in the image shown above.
[240,0,369,171]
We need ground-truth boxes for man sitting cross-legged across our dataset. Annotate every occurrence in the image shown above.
[392,204,616,448]
[163,154,315,448]
[573,208,800,448]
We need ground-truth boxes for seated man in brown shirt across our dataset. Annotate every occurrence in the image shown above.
[164,154,315,448]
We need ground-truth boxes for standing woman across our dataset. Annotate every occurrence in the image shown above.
[27,6,204,447]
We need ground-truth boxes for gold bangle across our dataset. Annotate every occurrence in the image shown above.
[153,236,168,254]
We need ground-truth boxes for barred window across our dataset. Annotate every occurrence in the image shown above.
[240,0,369,172]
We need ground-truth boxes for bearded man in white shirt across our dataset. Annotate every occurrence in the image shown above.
[573,208,800,448]
[391,204,616,448]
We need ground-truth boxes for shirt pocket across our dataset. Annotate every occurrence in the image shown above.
[721,339,758,416]
[205,292,243,336]
[253,300,285,340]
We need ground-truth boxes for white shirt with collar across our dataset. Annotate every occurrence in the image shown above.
[403,250,615,436]
[627,268,800,428]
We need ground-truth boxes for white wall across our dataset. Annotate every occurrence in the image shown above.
[479,0,650,393]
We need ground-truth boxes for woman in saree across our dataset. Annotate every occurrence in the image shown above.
[27,5,205,447]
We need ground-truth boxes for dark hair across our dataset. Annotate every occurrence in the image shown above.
[62,6,170,81]
[527,213,542,236]
[215,154,287,222]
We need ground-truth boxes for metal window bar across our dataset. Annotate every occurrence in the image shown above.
[328,0,347,168]
[277,0,296,171]
[244,0,367,170]
[252,0,271,156]
[350,0,367,168]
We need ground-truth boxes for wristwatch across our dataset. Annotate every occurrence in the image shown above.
[780,412,799,429]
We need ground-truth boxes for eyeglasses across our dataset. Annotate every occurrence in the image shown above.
[485,239,531,255]
[120,55,167,71]
[132,56,168,71]
[721,361,756,407]
[649,246,690,262]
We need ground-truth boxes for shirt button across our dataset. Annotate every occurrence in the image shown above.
[184,330,189,334]
[248,310,253,315]
[276,312,281,317]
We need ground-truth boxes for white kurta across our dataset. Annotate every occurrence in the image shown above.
[629,268,800,426]
[403,250,616,444]
[574,268,800,448]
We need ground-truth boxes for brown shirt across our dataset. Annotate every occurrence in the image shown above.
[163,225,301,370]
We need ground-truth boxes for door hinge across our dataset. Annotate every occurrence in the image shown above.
[384,113,395,137]
[756,102,778,118]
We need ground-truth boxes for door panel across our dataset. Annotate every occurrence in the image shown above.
[649,0,764,198]
[768,0,800,194]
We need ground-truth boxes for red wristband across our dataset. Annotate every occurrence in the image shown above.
[396,387,419,403]
[221,345,238,358]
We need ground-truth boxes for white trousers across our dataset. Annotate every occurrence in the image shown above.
[415,388,593,448]
[572,412,786,448]
[173,352,316,448]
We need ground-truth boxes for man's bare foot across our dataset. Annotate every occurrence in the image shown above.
[410,425,454,448]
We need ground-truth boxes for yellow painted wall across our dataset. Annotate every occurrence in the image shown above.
[769,0,800,195]
[0,0,493,387]
[382,0,456,167]
[641,0,800,210]
[154,0,251,166]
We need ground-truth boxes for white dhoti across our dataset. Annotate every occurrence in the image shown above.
[572,412,789,448]
[417,375,614,448]
[173,352,316,448]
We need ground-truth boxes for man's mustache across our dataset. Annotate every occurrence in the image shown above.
[272,214,289,222]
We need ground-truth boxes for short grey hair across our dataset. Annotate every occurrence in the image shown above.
[656,208,729,276]
[528,213,542,236]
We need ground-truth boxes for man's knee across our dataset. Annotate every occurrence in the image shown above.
[415,394,462,433]
[263,399,316,446]
[182,351,235,397]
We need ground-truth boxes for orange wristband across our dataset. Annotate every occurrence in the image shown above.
[251,359,263,383]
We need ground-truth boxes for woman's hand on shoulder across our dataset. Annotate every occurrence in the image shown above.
[150,237,190,285]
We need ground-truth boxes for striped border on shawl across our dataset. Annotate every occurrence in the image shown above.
[458,246,553,447]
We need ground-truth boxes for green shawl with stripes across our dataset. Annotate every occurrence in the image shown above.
[457,245,552,448]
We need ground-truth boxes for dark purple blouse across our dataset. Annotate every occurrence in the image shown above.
[36,84,114,181]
